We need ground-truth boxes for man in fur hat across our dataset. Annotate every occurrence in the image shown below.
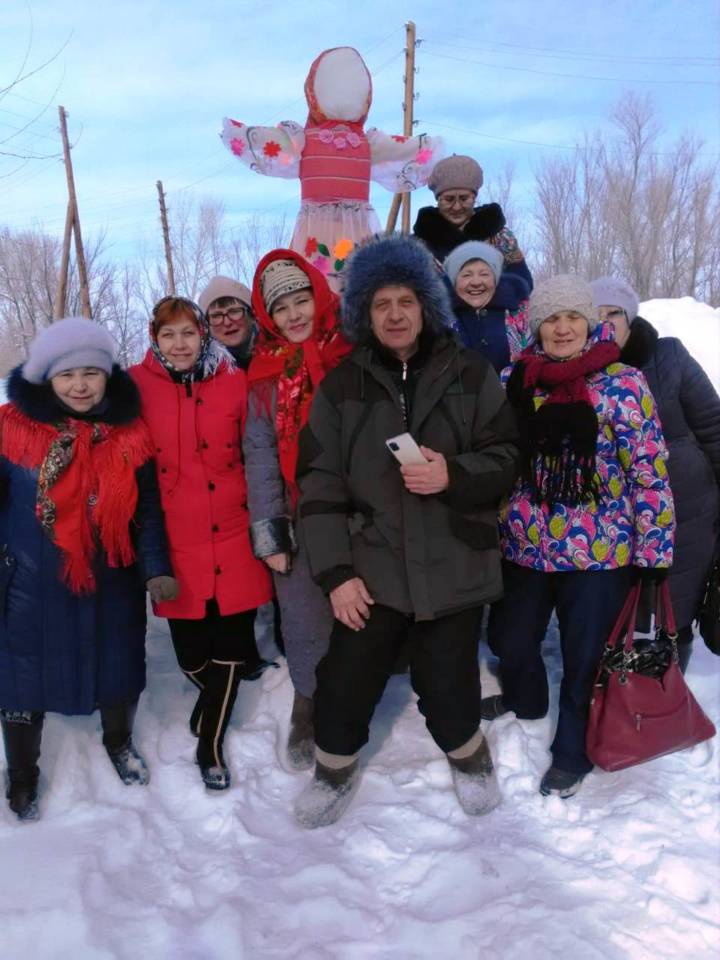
[294,234,520,827]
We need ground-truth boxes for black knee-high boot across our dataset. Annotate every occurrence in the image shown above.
[1,711,44,821]
[195,661,242,790]
[181,661,212,737]
[100,700,150,785]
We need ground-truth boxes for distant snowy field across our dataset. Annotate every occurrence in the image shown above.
[1,298,719,959]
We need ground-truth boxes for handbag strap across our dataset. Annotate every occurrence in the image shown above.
[605,581,642,652]
[655,579,678,637]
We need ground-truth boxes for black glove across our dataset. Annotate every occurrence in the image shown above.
[637,567,669,586]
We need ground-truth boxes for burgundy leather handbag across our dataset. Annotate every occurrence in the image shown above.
[586,581,716,772]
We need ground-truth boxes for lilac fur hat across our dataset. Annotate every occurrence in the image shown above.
[22,317,118,384]
[590,277,640,322]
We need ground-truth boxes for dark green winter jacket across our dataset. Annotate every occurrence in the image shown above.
[297,332,520,620]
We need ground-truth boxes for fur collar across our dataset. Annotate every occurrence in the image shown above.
[6,364,141,425]
[413,203,506,253]
[619,316,658,369]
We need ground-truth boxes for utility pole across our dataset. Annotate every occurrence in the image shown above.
[386,21,418,235]
[156,180,176,295]
[57,106,92,319]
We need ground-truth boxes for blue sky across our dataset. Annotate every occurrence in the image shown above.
[1,0,718,263]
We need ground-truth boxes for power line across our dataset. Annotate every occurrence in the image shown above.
[424,34,720,66]
[422,48,719,86]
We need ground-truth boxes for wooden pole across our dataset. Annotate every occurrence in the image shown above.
[53,199,74,320]
[400,21,417,235]
[156,179,176,295]
[58,106,92,319]
[385,21,417,234]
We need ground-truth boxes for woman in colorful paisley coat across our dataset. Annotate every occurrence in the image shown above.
[221,46,443,289]
[483,275,675,799]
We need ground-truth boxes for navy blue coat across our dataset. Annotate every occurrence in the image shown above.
[0,367,171,714]
[621,318,720,626]
[448,273,531,373]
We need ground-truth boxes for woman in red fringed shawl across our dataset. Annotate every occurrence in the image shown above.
[244,248,351,769]
[0,317,176,821]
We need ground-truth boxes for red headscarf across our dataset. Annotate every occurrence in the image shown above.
[248,249,352,503]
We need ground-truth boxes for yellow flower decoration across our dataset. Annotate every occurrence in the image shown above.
[641,393,654,418]
[609,475,623,498]
[618,447,631,470]
[549,515,566,539]
[606,362,623,375]
[528,523,540,545]
[604,424,614,440]
[653,455,667,478]
[333,238,354,260]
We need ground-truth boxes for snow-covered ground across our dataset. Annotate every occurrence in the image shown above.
[1,298,719,959]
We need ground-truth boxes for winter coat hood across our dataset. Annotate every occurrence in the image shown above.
[5,363,141,426]
[341,233,455,345]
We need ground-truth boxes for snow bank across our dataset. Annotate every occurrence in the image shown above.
[641,297,720,388]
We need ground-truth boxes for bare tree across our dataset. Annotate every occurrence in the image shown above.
[533,92,720,303]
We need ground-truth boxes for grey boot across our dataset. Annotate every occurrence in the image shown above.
[448,736,501,816]
[100,701,150,786]
[1,712,44,821]
[294,758,360,828]
[287,692,315,771]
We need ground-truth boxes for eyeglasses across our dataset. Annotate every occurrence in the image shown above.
[207,306,249,326]
[438,192,476,209]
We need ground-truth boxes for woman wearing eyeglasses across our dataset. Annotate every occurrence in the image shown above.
[199,276,257,370]
[591,276,720,672]
[413,154,533,291]
[130,296,273,790]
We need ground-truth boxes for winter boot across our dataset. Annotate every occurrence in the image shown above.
[286,691,315,771]
[447,734,502,816]
[480,695,509,722]
[539,765,585,799]
[181,661,212,738]
[195,660,242,790]
[100,701,150,786]
[294,754,360,828]
[1,712,43,821]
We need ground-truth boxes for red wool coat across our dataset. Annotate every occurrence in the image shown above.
[130,351,272,619]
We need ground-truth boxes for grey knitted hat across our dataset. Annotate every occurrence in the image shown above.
[260,259,311,312]
[428,155,483,198]
[444,241,504,287]
[590,276,639,323]
[199,275,252,313]
[23,317,118,384]
[529,275,598,337]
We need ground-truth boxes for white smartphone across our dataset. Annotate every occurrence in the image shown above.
[385,432,428,466]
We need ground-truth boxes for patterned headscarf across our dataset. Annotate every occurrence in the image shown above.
[249,249,351,503]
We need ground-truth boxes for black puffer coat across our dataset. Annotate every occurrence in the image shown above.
[621,317,720,626]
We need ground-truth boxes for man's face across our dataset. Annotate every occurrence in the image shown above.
[207,298,252,348]
[370,285,423,360]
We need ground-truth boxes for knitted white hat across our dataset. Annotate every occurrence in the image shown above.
[529,275,598,337]
[23,317,118,384]
[260,259,311,312]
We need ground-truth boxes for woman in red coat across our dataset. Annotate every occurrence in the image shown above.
[130,296,272,790]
